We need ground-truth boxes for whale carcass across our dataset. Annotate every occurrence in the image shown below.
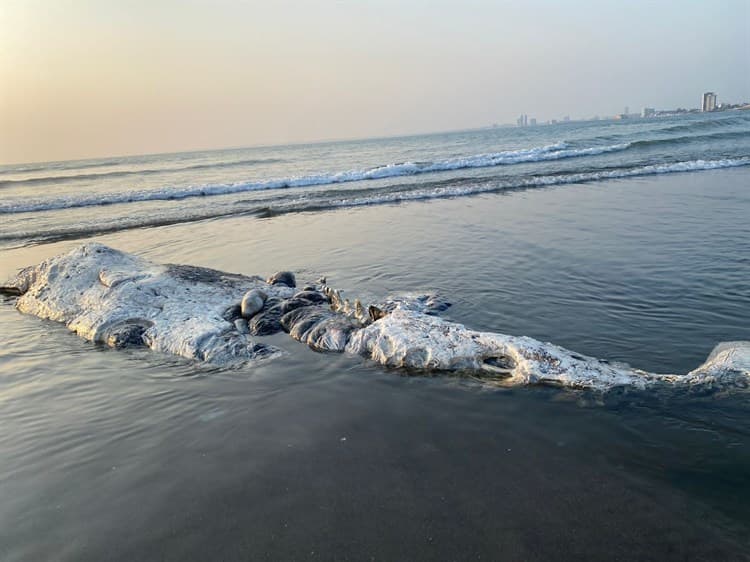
[2,243,749,391]
[1,244,296,364]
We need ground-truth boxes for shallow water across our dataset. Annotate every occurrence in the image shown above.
[1,117,750,559]
[1,112,748,249]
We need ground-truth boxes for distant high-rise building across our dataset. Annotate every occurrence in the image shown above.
[517,114,529,127]
[529,118,537,126]
[642,107,655,118]
[702,92,717,112]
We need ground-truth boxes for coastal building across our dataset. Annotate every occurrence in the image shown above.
[702,92,717,112]
[642,107,655,118]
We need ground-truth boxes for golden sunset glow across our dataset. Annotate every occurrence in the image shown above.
[1,0,748,164]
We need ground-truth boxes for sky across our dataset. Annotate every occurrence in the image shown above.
[1,0,748,164]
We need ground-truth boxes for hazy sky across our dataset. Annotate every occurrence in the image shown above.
[1,0,748,164]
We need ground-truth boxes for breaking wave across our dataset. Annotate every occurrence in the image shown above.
[3,158,748,246]
[0,141,633,214]
[290,157,750,211]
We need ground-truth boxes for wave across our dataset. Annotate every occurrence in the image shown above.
[0,141,632,214]
[568,121,750,150]
[0,158,285,188]
[637,130,750,149]
[0,158,128,176]
[651,115,749,136]
[278,157,750,212]
[3,158,747,246]
[594,129,750,151]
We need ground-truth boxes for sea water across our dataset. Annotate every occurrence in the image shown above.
[1,113,749,559]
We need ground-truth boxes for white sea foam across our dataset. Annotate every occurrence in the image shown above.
[2,158,748,246]
[0,141,633,214]
[292,157,750,211]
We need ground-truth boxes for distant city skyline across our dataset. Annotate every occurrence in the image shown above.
[513,90,750,127]
[1,0,749,165]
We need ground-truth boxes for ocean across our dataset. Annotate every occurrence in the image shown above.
[1,112,749,560]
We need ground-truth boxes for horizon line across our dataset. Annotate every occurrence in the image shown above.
[0,122,509,169]
[2,107,743,169]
